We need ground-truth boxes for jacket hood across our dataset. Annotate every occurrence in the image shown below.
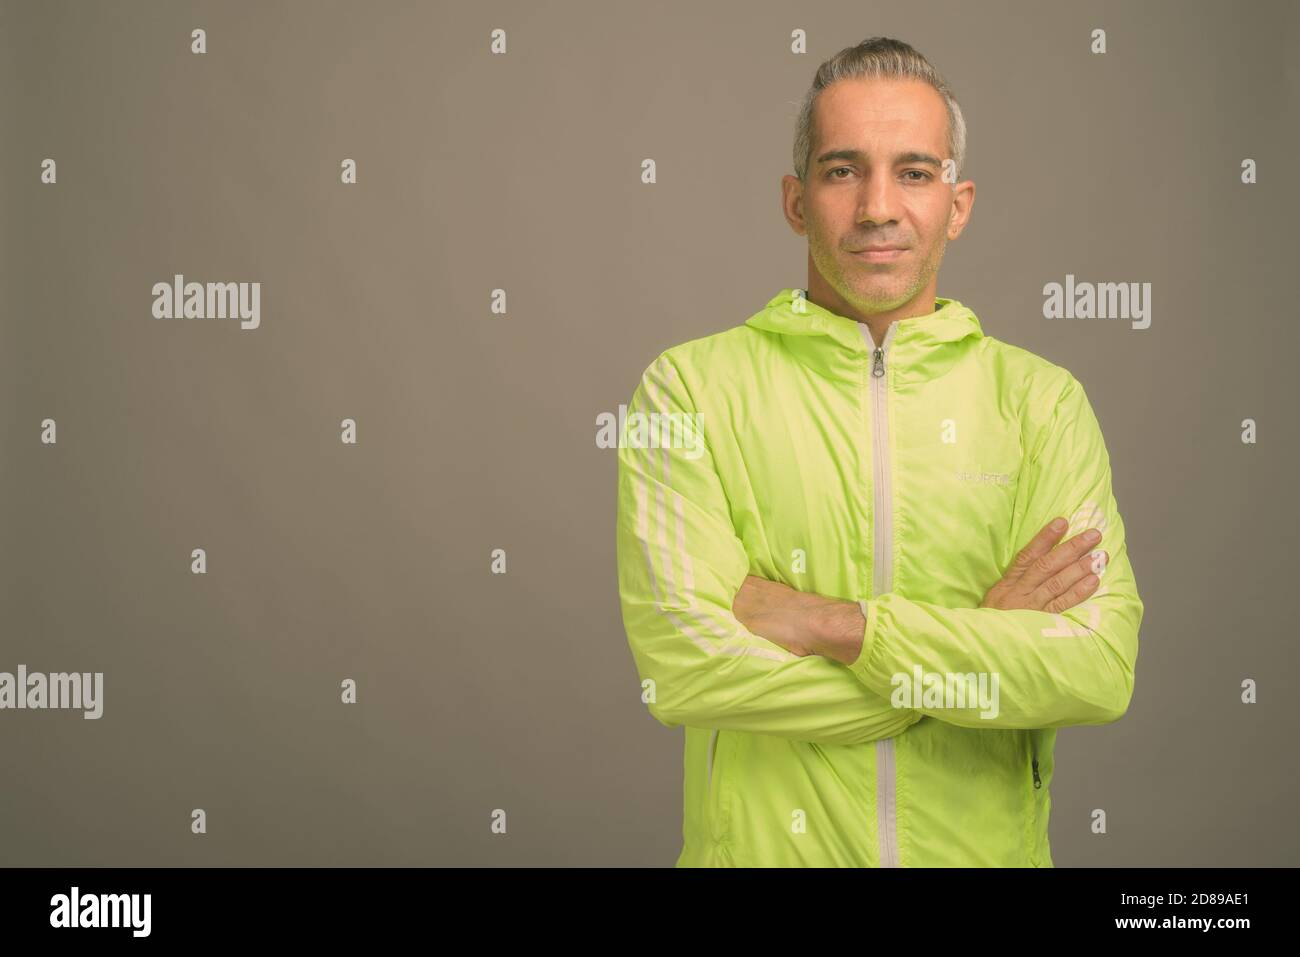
[744,287,984,384]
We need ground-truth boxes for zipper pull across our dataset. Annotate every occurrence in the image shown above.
[1031,756,1042,790]
[872,347,885,378]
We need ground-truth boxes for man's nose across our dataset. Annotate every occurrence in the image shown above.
[855,174,902,226]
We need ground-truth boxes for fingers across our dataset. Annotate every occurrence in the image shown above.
[1043,563,1103,614]
[1030,550,1107,611]
[985,516,1111,613]
[1018,525,1103,593]
[1007,518,1069,575]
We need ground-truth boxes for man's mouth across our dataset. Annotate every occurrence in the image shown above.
[850,246,908,263]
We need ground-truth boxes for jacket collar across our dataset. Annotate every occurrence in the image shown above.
[744,287,984,383]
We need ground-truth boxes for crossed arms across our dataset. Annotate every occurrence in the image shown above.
[615,353,1144,745]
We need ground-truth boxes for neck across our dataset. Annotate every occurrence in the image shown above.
[805,272,941,349]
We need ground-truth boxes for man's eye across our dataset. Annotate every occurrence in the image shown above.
[828,168,929,181]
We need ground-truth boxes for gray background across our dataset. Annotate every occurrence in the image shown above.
[2,0,1297,865]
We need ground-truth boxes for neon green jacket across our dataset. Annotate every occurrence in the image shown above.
[616,287,1143,867]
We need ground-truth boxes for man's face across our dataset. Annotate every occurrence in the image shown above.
[783,77,972,316]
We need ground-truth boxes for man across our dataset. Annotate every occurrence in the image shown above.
[615,37,1143,867]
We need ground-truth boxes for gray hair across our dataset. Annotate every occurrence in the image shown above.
[792,37,966,184]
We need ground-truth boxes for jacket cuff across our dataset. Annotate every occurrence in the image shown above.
[849,598,880,685]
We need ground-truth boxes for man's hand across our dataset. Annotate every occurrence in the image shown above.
[732,576,865,662]
[982,517,1108,613]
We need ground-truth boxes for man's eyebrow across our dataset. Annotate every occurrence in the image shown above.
[815,148,943,168]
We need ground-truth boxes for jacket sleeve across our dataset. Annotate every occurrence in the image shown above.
[617,352,923,746]
[848,372,1144,729]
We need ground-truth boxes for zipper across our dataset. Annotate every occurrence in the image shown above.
[862,319,901,867]
[1028,736,1043,865]
[1029,728,1041,789]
